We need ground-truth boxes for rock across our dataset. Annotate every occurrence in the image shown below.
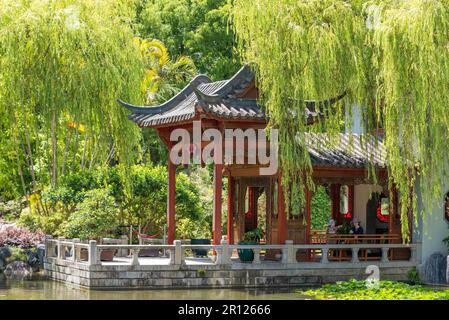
[0,257,5,271]
[25,250,41,272]
[36,244,45,265]
[0,247,11,260]
[421,252,447,284]
[4,261,33,280]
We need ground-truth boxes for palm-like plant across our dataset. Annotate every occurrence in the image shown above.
[134,38,197,104]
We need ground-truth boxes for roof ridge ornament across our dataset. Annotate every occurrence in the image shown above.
[192,85,223,104]
[117,73,213,115]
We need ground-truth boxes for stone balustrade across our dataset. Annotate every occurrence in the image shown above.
[45,236,421,268]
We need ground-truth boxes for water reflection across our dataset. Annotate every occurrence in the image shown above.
[0,276,311,300]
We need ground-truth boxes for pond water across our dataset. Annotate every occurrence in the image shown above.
[0,274,311,300]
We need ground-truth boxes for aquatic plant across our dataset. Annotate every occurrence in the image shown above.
[298,279,449,300]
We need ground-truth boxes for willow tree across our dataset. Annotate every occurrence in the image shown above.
[0,0,144,191]
[232,0,449,240]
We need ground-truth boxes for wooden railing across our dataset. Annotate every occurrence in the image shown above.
[45,236,420,268]
[310,230,401,244]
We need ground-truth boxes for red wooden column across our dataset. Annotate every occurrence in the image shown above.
[167,159,176,245]
[348,185,354,222]
[227,175,234,244]
[305,186,312,244]
[277,175,287,244]
[213,164,223,245]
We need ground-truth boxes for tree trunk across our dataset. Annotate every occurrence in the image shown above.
[81,134,89,170]
[61,128,72,177]
[23,126,37,190]
[51,111,58,187]
[14,139,28,197]
[71,128,79,173]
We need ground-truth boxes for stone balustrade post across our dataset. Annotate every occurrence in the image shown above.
[88,240,98,266]
[381,247,390,263]
[57,237,64,260]
[174,240,183,265]
[351,247,360,263]
[72,238,80,262]
[321,247,329,264]
[253,249,261,264]
[131,249,140,266]
[286,240,295,264]
[44,236,53,258]
[220,236,230,265]
[281,240,293,264]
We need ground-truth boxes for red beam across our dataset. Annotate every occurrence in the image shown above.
[213,164,223,245]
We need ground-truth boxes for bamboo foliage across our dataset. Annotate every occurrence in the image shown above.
[0,0,144,192]
[232,0,449,240]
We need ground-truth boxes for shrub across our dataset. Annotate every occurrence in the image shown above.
[18,207,66,236]
[8,246,28,263]
[0,199,26,221]
[311,186,331,230]
[15,165,207,240]
[407,267,421,285]
[0,225,45,248]
[177,217,211,239]
[63,188,119,240]
[107,165,206,239]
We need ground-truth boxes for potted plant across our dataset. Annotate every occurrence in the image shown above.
[237,228,264,262]
[336,221,352,234]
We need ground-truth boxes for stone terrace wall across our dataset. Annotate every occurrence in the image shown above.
[44,258,414,289]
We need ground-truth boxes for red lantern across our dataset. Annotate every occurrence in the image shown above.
[376,201,389,222]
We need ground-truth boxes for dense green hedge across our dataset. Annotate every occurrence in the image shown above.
[311,186,331,230]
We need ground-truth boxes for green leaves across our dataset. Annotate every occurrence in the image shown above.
[136,0,239,80]
[298,279,449,300]
[0,0,144,193]
[232,0,449,239]
[64,188,119,240]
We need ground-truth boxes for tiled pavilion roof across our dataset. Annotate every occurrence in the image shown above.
[117,65,345,127]
[118,66,385,169]
[304,133,386,168]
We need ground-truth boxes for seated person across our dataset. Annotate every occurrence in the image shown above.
[326,219,338,234]
[351,219,364,234]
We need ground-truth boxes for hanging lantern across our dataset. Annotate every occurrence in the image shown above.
[376,197,390,222]
[340,185,352,219]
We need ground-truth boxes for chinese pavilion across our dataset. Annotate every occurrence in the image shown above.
[118,65,408,250]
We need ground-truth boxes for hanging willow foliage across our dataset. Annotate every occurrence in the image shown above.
[232,0,449,241]
[0,0,144,190]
